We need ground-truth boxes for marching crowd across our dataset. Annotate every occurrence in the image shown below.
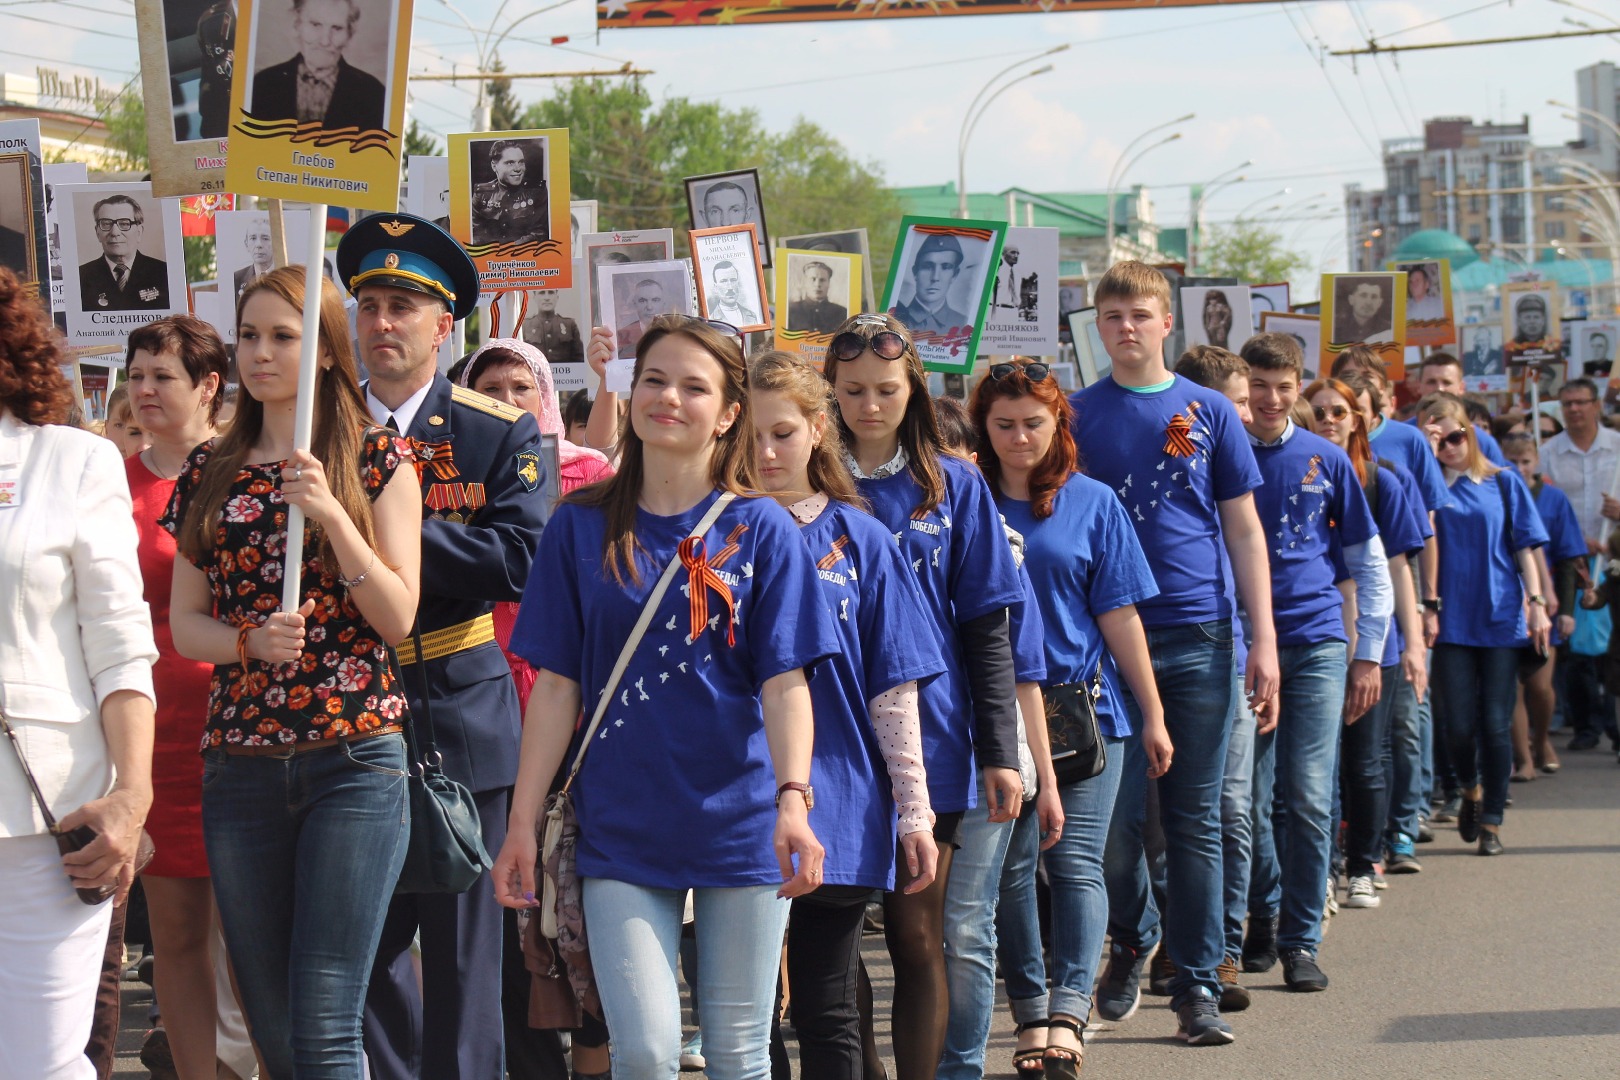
[2,211,1615,1080]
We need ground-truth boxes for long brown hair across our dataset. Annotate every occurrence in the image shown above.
[748,349,865,510]
[822,313,947,514]
[1303,377,1373,485]
[967,360,1077,520]
[177,266,380,574]
[566,314,757,585]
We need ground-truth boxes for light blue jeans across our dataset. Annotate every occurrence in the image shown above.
[1384,676,1426,844]
[939,774,1016,1080]
[1220,699,1257,960]
[582,878,790,1080]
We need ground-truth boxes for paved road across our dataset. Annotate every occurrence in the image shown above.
[116,748,1619,1078]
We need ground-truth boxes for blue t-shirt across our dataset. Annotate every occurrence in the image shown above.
[1370,416,1452,513]
[856,453,1025,813]
[1000,472,1160,738]
[1530,477,1587,648]
[509,492,840,889]
[1010,564,1049,685]
[1251,427,1380,648]
[1363,459,1430,667]
[1069,375,1261,629]
[797,501,946,890]
[1433,470,1550,648]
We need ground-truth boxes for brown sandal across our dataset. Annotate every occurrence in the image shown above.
[1042,1018,1083,1079]
[1013,1020,1049,1076]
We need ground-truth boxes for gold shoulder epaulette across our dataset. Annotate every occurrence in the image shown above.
[451,384,525,423]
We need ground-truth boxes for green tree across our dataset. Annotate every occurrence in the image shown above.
[102,89,148,172]
[406,118,441,157]
[1195,220,1308,285]
[486,57,521,131]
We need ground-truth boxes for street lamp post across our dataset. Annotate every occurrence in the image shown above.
[956,45,1069,218]
[1187,160,1251,273]
[1105,113,1194,256]
[437,0,580,130]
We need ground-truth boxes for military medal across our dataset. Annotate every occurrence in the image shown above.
[424,484,454,520]
[443,483,467,523]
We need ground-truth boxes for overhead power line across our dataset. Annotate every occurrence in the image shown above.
[1331,26,1620,55]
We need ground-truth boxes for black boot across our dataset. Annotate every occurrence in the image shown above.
[1241,913,1278,973]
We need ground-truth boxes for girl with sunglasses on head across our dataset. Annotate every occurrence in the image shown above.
[968,358,1170,1078]
[747,350,944,1079]
[493,316,840,1080]
[1418,393,1550,856]
[823,313,1026,1080]
[1304,377,1429,906]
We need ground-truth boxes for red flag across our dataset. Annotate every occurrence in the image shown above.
[180,194,235,237]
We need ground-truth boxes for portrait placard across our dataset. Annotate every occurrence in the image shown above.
[1248,282,1290,332]
[57,182,188,347]
[1181,285,1253,353]
[882,215,1005,374]
[1568,318,1620,378]
[521,257,590,392]
[570,200,598,249]
[1259,311,1322,381]
[685,168,770,267]
[226,0,414,211]
[43,162,87,330]
[1321,271,1407,379]
[1459,323,1507,392]
[580,228,675,326]
[136,0,233,196]
[777,228,873,310]
[449,128,572,292]
[1066,308,1109,387]
[0,119,47,297]
[978,226,1059,357]
[1502,280,1561,368]
[596,258,693,361]
[1512,356,1566,401]
[214,208,312,340]
[774,248,861,365]
[690,224,769,334]
[1387,258,1454,347]
[405,154,450,228]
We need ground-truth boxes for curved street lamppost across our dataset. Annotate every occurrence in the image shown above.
[1187,160,1251,273]
[436,0,580,130]
[956,45,1070,219]
[1104,134,1185,260]
[1104,113,1195,254]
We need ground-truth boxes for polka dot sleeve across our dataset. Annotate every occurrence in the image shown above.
[868,681,934,836]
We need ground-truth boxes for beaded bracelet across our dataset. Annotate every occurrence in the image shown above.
[236,625,253,671]
[340,551,376,589]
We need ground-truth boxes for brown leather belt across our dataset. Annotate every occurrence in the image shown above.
[220,727,402,758]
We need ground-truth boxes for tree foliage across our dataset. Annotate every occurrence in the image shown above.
[406,118,441,157]
[1196,221,1309,285]
[102,90,148,172]
[486,57,521,132]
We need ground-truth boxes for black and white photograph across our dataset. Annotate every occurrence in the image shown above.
[1067,308,1109,387]
[781,251,856,335]
[1181,285,1253,351]
[570,199,597,253]
[1328,272,1401,346]
[580,228,674,326]
[214,208,312,339]
[245,0,395,132]
[1249,282,1290,332]
[979,226,1059,356]
[406,154,450,230]
[1502,280,1560,365]
[1568,319,1620,377]
[58,182,187,346]
[0,119,46,291]
[136,0,233,196]
[885,225,996,339]
[778,227,872,308]
[467,136,551,246]
[685,168,771,267]
[597,258,693,360]
[690,224,769,334]
[522,258,589,390]
[1259,311,1323,381]
[42,162,86,329]
[1459,323,1507,391]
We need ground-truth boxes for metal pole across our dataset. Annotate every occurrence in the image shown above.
[1105,114,1194,256]
[280,204,329,613]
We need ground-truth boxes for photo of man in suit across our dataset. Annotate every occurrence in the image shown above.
[78,194,169,311]
[705,260,759,327]
[250,0,386,131]
[788,259,846,334]
[1333,277,1393,344]
[890,233,968,334]
[233,217,274,308]
[617,278,667,358]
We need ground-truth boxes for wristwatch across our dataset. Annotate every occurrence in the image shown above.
[1421,598,1442,613]
[1528,594,1548,607]
[775,781,815,810]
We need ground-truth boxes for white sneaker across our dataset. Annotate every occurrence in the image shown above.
[1324,881,1340,917]
[1343,874,1381,908]
[679,1032,706,1071]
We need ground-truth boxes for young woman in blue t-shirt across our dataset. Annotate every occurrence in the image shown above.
[822,313,1024,1079]
[1419,394,1550,856]
[967,358,1171,1077]
[493,316,841,1078]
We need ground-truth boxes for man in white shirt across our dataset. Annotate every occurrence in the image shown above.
[1542,377,1620,553]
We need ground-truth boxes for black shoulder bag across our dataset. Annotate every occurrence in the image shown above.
[1043,661,1107,786]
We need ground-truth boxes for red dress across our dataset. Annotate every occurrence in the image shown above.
[127,455,213,878]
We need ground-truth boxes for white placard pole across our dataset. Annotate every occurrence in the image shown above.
[280,203,329,612]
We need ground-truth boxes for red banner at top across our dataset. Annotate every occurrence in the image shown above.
[598,0,1277,29]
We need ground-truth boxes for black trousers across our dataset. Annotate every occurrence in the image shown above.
[777,885,874,1080]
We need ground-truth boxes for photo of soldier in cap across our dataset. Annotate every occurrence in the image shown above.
[1513,292,1550,345]
[883,217,1003,371]
[890,232,976,335]
[469,137,550,247]
[1503,281,1560,367]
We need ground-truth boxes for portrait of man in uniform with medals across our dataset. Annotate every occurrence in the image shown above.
[469,137,549,247]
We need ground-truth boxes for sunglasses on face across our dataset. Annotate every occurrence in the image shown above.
[1438,430,1469,449]
[989,362,1052,382]
[1313,404,1351,423]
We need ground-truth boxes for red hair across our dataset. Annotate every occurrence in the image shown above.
[0,267,72,425]
[967,361,1077,519]
[1303,377,1374,486]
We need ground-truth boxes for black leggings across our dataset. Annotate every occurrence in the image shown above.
[779,886,873,1080]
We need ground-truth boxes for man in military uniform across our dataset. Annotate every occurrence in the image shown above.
[338,212,547,1080]
[471,141,549,246]
[890,232,968,335]
[787,259,846,334]
[523,288,583,366]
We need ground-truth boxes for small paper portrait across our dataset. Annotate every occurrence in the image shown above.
[1322,271,1406,374]
[1387,258,1454,347]
[597,259,693,360]
[405,154,450,230]
[521,260,589,385]
[685,168,770,267]
[774,248,861,363]
[882,216,1006,373]
[1502,280,1561,367]
[60,183,187,346]
[136,0,235,196]
[1067,308,1110,387]
[451,130,572,292]
[1181,286,1253,352]
[0,143,44,289]
[1512,356,1566,401]
[690,224,769,334]
[777,228,872,309]
[1259,312,1322,382]
[1570,319,1620,378]
[570,200,598,251]
[1249,282,1290,332]
[580,228,675,326]
[979,226,1059,356]
[1459,323,1507,392]
[214,208,312,339]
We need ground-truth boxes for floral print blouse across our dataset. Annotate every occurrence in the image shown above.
[160,428,414,749]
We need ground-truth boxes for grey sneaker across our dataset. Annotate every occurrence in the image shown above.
[1095,942,1145,1022]
[1174,987,1235,1045]
[1343,874,1381,908]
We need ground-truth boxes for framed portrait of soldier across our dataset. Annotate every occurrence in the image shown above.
[136,0,234,196]
[580,228,675,327]
[882,215,1006,374]
[690,224,769,335]
[1249,282,1290,332]
[1259,312,1322,382]
[1502,280,1560,368]
[0,119,47,296]
[57,182,187,347]
[777,228,873,310]
[214,208,312,341]
[449,128,572,292]
[979,226,1059,357]
[1321,271,1406,378]
[685,168,771,267]
[522,258,590,392]
[1458,323,1507,392]
[1386,258,1454,348]
[405,154,450,230]
[1180,285,1253,353]
[1568,319,1620,379]
[774,248,861,364]
[596,258,693,365]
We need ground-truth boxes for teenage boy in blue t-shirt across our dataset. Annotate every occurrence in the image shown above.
[1240,332,1393,992]
[1070,261,1279,1046]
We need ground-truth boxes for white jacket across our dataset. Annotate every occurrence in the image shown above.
[0,409,156,837]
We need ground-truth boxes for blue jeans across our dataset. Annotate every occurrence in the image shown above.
[1102,620,1237,1004]
[1383,675,1425,844]
[202,735,410,1080]
[1341,664,1396,876]
[1430,644,1518,827]
[940,774,1015,1080]
[1220,699,1257,960]
[583,878,790,1080]
[995,806,1046,1027]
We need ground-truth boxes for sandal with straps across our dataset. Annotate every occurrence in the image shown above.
[1013,1019,1049,1077]
[1043,1017,1083,1080]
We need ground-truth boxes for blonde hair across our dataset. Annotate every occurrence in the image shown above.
[1418,392,1497,482]
[748,350,865,509]
[1093,260,1171,312]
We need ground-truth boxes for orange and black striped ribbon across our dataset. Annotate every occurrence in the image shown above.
[678,536,737,647]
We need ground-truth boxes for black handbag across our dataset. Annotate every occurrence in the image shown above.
[393,625,493,895]
[1043,663,1107,786]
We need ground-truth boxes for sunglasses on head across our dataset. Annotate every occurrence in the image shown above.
[659,314,742,342]
[1313,404,1351,423]
[989,362,1052,383]
[1438,430,1469,449]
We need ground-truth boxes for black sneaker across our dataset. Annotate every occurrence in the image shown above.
[1281,948,1329,992]
[1241,913,1278,973]
[1095,942,1145,1022]
[1415,819,1435,844]
[1568,732,1599,751]
[1174,987,1234,1045]
[1478,830,1504,856]
[1147,942,1176,996]
[1457,793,1482,843]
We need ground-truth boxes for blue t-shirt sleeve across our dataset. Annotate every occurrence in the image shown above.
[856,532,948,696]
[1010,566,1048,684]
[742,504,842,688]
[945,460,1024,622]
[1543,488,1588,564]
[510,504,585,680]
[1205,392,1263,502]
[1374,465,1426,558]
[1086,493,1160,615]
[1331,453,1379,549]
[1503,471,1550,552]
